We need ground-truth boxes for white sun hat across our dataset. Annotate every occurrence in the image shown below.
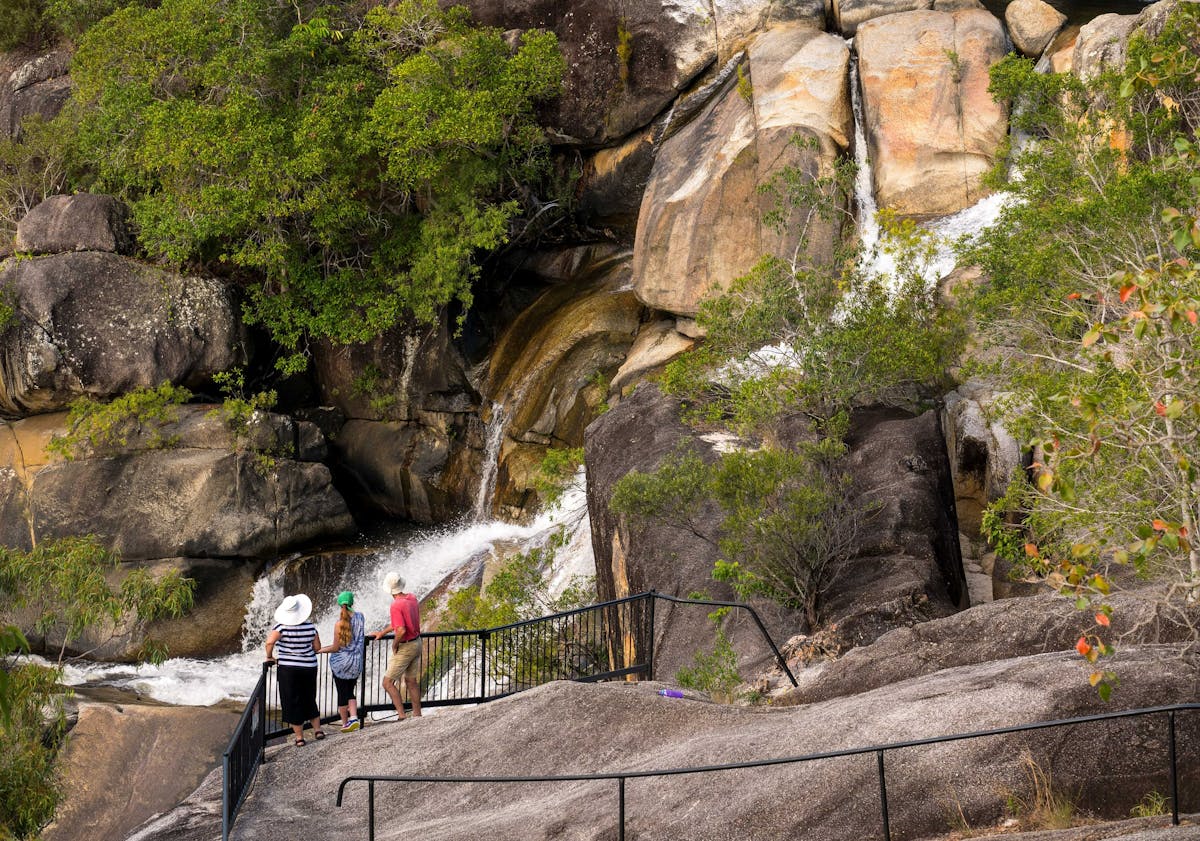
[273,594,313,626]
[384,572,405,595]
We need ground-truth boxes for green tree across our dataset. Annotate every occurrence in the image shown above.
[0,537,194,838]
[57,0,565,372]
[962,4,1200,694]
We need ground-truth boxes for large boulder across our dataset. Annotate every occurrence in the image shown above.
[632,27,852,318]
[856,8,1009,217]
[0,251,243,415]
[457,0,824,145]
[585,386,962,678]
[42,700,241,841]
[132,645,1200,841]
[0,406,354,559]
[833,0,931,35]
[1073,12,1140,81]
[1005,0,1067,58]
[13,193,134,255]
[0,50,71,140]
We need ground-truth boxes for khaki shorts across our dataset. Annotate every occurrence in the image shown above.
[384,639,421,682]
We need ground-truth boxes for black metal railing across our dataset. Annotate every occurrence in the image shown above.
[223,591,795,837]
[336,702,1200,841]
[220,665,267,841]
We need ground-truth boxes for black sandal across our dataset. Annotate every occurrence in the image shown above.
[295,738,306,747]
[314,730,325,740]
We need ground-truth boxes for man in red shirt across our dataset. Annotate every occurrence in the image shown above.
[373,572,422,719]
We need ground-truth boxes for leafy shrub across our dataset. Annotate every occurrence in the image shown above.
[676,627,742,701]
[46,382,192,459]
[0,0,51,51]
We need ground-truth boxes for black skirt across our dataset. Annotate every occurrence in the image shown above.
[277,665,319,725]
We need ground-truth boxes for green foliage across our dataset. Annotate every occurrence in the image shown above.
[44,0,152,39]
[615,18,633,86]
[531,447,584,509]
[350,364,397,415]
[207,368,277,439]
[46,381,192,458]
[613,440,858,627]
[959,4,1200,695]
[736,63,753,103]
[46,382,192,460]
[0,661,64,839]
[0,115,69,243]
[0,537,193,838]
[1130,791,1169,818]
[0,0,52,51]
[676,626,741,701]
[0,536,194,662]
[59,0,565,371]
[438,535,598,690]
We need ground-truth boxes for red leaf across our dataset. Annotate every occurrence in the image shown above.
[1076,637,1092,657]
[1024,543,1040,557]
[1155,402,1168,416]
[1188,310,1198,325]
[1152,519,1170,531]
[1067,292,1082,301]
[1119,284,1137,302]
[1095,613,1111,627]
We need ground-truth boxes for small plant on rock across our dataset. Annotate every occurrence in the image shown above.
[46,382,192,459]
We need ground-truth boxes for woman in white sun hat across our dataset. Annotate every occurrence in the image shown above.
[265,593,324,746]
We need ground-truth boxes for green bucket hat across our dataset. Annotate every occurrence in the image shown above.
[336,590,354,607]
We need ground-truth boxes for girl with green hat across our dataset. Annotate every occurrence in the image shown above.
[318,590,365,732]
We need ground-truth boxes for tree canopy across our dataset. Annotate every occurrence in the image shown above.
[56,0,565,370]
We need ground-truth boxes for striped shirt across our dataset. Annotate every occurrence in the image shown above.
[273,622,318,668]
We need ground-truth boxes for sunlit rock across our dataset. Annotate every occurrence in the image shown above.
[1005,0,1067,58]
[856,8,1008,217]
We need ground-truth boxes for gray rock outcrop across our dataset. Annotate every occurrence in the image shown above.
[1073,12,1140,81]
[457,0,825,146]
[856,8,1009,217]
[0,406,354,559]
[312,317,478,524]
[585,386,961,678]
[13,193,133,255]
[0,251,242,415]
[0,50,71,140]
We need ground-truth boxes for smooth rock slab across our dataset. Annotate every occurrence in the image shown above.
[1005,0,1068,57]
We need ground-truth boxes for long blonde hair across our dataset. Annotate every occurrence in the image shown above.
[335,604,353,649]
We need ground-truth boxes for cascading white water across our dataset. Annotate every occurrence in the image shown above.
[61,469,594,705]
[471,403,508,521]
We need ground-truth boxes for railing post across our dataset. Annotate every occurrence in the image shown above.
[646,592,656,682]
[359,633,370,719]
[221,753,230,841]
[260,661,270,749]
[877,749,891,841]
[479,631,489,702]
[369,779,376,841]
[618,776,626,841]
[1169,710,1179,826]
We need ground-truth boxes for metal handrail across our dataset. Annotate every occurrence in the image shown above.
[220,664,268,841]
[336,702,1200,841]
[651,591,798,687]
[223,590,797,835]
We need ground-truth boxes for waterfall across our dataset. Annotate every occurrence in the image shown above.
[471,403,508,521]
